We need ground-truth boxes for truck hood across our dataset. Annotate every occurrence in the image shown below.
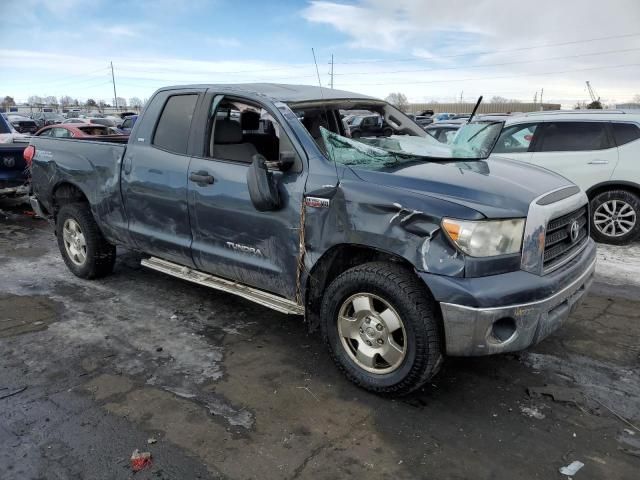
[350,155,573,218]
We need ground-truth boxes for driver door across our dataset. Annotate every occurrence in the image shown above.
[187,93,307,300]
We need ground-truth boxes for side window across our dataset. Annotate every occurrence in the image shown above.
[539,122,612,152]
[122,118,132,129]
[612,122,640,146]
[209,97,281,164]
[52,128,71,138]
[38,129,51,137]
[493,123,539,153]
[153,94,198,154]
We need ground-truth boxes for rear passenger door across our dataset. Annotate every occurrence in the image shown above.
[186,93,307,300]
[120,90,204,266]
[529,121,618,191]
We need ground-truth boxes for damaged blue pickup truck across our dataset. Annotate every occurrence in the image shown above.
[28,84,596,394]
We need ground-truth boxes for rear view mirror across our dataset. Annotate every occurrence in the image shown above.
[247,154,282,211]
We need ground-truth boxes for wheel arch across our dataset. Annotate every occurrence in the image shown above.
[51,181,91,220]
[304,243,439,331]
[586,180,640,200]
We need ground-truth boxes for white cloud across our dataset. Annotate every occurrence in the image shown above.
[300,0,640,106]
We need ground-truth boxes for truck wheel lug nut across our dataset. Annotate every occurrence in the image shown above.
[366,340,372,346]
[365,318,371,324]
[377,338,383,345]
[376,324,383,331]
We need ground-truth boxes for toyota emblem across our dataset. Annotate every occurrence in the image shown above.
[2,156,14,168]
[569,220,580,243]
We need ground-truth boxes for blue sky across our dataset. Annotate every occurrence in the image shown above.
[1,0,639,107]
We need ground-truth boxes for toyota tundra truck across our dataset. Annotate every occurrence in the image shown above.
[27,84,596,395]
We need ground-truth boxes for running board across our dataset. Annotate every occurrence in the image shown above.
[141,257,304,315]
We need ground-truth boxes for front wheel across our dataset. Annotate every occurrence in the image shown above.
[321,262,443,395]
[56,203,116,279]
[590,190,640,245]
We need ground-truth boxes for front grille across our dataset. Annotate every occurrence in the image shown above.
[543,205,588,270]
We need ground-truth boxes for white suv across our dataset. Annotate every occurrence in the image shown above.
[491,110,640,244]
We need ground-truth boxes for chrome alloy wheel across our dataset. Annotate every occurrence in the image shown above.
[62,218,87,266]
[594,200,637,237]
[337,293,407,374]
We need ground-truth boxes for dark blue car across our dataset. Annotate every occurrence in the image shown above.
[118,115,137,133]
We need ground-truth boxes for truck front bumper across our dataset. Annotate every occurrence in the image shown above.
[420,238,596,356]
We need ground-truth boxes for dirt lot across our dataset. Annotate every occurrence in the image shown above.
[1,197,639,480]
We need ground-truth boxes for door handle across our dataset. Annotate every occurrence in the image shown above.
[588,160,609,165]
[123,155,133,174]
[189,171,214,184]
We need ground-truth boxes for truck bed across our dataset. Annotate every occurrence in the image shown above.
[29,136,130,244]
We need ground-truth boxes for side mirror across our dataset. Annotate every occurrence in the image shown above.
[247,154,281,211]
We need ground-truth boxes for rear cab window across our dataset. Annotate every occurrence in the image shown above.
[612,122,640,146]
[538,121,613,152]
[153,94,199,154]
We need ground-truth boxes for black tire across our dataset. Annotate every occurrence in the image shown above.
[382,128,393,137]
[320,262,443,395]
[56,203,116,279]
[589,190,640,245]
[350,130,361,138]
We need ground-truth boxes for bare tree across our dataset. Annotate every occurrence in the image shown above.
[59,95,74,107]
[28,95,41,106]
[115,97,127,109]
[129,97,143,110]
[385,93,409,111]
[1,96,16,108]
[86,98,98,109]
[44,96,58,108]
[633,94,640,104]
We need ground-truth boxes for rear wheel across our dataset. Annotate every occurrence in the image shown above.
[56,203,116,279]
[590,190,640,245]
[351,130,361,139]
[382,128,393,137]
[321,262,442,395]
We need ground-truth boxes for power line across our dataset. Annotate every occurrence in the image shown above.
[338,62,640,86]
[335,32,640,65]
[333,47,640,76]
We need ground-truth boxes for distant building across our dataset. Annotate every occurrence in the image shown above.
[406,102,561,114]
[614,103,640,110]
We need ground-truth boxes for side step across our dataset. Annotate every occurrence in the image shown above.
[141,257,304,315]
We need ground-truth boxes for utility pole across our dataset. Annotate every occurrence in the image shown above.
[460,90,464,103]
[110,61,118,112]
[329,54,334,89]
[533,91,538,104]
[540,88,544,106]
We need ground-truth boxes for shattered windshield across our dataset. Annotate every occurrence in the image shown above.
[320,121,503,171]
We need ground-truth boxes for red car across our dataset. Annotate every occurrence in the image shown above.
[34,123,128,140]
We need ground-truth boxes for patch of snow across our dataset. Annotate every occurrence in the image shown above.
[595,242,640,287]
[520,406,546,420]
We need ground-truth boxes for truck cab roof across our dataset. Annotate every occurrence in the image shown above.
[155,83,378,107]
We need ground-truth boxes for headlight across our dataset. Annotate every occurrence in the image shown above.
[442,218,525,257]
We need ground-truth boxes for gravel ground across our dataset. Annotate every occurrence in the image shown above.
[1,197,639,480]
